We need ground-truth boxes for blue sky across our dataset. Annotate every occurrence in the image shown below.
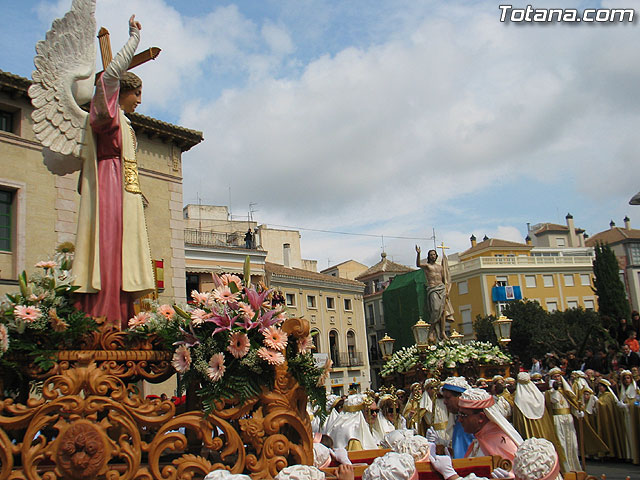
[2,0,639,268]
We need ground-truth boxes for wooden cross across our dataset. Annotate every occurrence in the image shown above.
[96,27,161,78]
[438,241,449,258]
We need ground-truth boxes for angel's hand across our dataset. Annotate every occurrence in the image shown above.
[129,14,142,32]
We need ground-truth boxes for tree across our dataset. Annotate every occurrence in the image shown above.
[472,300,614,367]
[592,243,630,321]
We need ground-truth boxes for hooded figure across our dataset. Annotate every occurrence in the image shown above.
[545,368,581,472]
[512,373,567,471]
[327,393,380,450]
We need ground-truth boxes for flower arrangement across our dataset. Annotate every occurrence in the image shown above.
[0,243,97,372]
[381,340,511,377]
[127,261,326,412]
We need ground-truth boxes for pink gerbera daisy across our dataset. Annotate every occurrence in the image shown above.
[220,273,242,290]
[207,353,226,381]
[257,347,285,366]
[172,345,192,373]
[262,325,288,351]
[190,308,208,326]
[212,285,239,304]
[191,290,211,306]
[13,305,42,323]
[128,311,151,328]
[297,335,314,355]
[227,331,250,358]
[158,304,176,320]
[238,302,255,320]
[35,260,57,269]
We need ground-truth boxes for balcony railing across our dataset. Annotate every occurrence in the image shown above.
[449,255,593,275]
[185,228,244,248]
[330,351,365,368]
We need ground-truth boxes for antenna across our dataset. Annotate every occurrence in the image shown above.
[228,186,232,220]
[432,228,437,249]
[381,235,385,253]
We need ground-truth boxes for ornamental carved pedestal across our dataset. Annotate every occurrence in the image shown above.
[0,319,313,479]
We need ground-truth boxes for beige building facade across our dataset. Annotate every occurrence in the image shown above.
[0,70,203,306]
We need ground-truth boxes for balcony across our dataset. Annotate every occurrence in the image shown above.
[185,228,245,248]
[449,255,593,275]
[330,351,365,368]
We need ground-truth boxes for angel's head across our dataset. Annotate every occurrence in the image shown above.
[119,72,142,114]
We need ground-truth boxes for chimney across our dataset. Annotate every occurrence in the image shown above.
[610,220,616,229]
[470,234,477,247]
[566,213,577,247]
[624,216,631,230]
[283,243,291,267]
[483,235,489,241]
[525,235,532,246]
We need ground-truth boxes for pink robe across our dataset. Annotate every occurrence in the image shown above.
[75,76,132,327]
[466,421,519,462]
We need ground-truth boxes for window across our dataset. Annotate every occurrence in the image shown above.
[563,274,574,287]
[543,275,554,287]
[285,293,296,307]
[567,300,579,309]
[343,298,352,311]
[556,237,566,247]
[367,304,375,326]
[458,280,468,295]
[0,190,13,251]
[307,295,317,309]
[311,329,320,352]
[584,299,595,310]
[326,297,335,310]
[580,274,591,286]
[546,301,558,312]
[496,276,508,287]
[0,110,14,133]
[525,275,536,288]
[461,309,472,335]
[496,302,507,315]
[629,244,640,265]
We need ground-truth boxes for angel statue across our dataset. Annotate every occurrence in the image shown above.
[29,0,155,329]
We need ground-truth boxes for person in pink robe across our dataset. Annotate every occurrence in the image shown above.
[457,388,523,478]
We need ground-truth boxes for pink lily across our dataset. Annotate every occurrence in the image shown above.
[245,287,272,312]
[208,312,239,335]
[258,309,280,332]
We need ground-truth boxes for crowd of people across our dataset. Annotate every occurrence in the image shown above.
[197,313,640,479]
[201,360,639,479]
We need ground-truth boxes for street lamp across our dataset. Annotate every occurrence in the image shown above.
[379,334,396,361]
[492,315,513,346]
[412,318,431,351]
[449,329,464,344]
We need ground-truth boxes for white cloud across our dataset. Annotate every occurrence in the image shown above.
[26,1,640,268]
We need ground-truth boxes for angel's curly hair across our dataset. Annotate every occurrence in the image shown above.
[120,72,142,92]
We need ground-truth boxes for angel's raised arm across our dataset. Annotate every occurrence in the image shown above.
[102,14,141,95]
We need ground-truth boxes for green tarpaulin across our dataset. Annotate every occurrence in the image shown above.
[382,269,428,349]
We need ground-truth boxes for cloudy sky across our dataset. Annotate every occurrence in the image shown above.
[2,0,639,269]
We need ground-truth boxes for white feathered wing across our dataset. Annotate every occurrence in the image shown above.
[28,0,96,158]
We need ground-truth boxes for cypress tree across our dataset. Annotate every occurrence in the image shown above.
[592,243,630,321]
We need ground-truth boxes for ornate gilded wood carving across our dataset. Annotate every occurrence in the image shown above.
[0,319,313,479]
